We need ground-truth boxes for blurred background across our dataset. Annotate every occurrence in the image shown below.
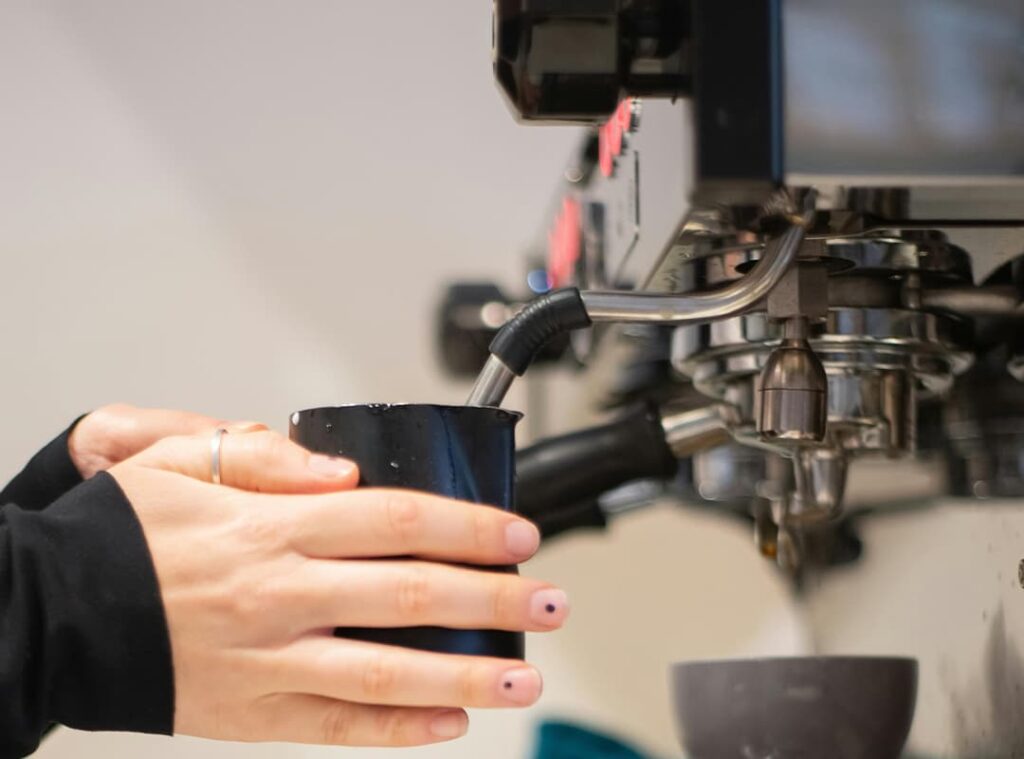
[0,1,807,757]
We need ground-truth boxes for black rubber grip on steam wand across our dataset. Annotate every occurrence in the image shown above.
[489,288,592,375]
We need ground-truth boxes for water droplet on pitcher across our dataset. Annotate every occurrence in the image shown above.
[389,461,400,470]
[290,412,301,426]
[325,423,333,433]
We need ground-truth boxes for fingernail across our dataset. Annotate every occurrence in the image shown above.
[529,588,570,627]
[500,668,543,706]
[505,521,540,560]
[429,710,468,739]
[307,454,357,478]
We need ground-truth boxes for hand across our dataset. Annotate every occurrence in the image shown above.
[110,429,567,747]
[69,404,266,479]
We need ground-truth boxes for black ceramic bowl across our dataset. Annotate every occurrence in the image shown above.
[671,656,918,759]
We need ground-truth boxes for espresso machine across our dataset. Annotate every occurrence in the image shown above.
[438,1,1024,756]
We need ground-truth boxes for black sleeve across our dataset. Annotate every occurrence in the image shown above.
[0,472,175,758]
[0,421,85,513]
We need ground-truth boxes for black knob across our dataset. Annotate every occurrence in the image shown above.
[436,283,572,377]
[436,283,510,377]
[493,0,691,123]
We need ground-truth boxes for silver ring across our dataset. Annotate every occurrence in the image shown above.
[211,428,228,485]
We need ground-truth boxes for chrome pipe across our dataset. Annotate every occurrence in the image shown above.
[466,355,517,407]
[581,221,810,324]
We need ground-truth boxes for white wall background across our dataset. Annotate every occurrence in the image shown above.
[0,2,803,757]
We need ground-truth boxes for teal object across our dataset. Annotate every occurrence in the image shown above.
[533,721,656,759]
[530,719,929,758]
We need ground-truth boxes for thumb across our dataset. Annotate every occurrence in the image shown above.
[132,429,360,494]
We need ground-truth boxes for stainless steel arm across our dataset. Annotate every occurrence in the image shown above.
[581,220,810,324]
[467,355,517,407]
[467,208,813,408]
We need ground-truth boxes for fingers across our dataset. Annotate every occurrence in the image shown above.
[136,429,360,494]
[253,693,468,746]
[123,405,267,441]
[69,403,268,478]
[287,489,541,564]
[272,636,544,709]
[285,560,569,633]
[91,404,266,453]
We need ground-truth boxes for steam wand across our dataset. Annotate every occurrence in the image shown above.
[467,203,815,408]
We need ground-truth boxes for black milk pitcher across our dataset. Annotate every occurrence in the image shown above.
[289,404,524,659]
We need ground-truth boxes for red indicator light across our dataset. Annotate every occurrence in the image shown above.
[547,197,582,288]
[617,98,635,132]
[599,124,614,178]
[598,98,636,178]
